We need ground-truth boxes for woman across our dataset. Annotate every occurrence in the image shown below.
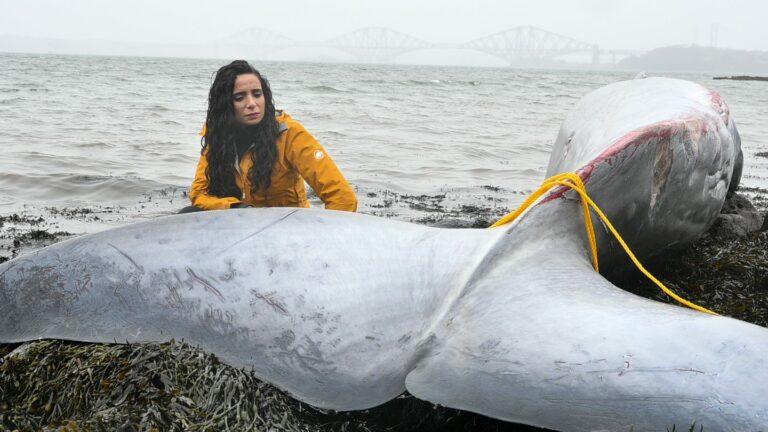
[187,60,357,212]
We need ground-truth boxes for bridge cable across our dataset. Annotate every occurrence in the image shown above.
[490,172,717,315]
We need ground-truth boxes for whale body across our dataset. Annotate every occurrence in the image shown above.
[1,78,765,431]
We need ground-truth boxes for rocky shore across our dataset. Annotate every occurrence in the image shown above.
[1,187,766,431]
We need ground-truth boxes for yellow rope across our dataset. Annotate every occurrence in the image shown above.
[490,172,717,315]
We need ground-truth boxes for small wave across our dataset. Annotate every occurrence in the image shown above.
[517,143,553,154]
[359,79,387,84]
[0,173,164,203]
[0,88,20,93]
[307,85,345,93]
[150,140,186,147]
[403,79,442,86]
[0,97,23,105]
[319,130,347,138]
[10,150,59,159]
[461,147,498,160]
[0,192,17,206]
[550,93,579,99]
[162,154,196,164]
[519,168,543,177]
[398,79,484,87]
[66,174,167,197]
[75,141,114,149]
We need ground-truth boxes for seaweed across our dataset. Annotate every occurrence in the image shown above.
[610,230,768,327]
[0,340,543,432]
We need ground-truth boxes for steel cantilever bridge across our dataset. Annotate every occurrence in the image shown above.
[218,26,613,64]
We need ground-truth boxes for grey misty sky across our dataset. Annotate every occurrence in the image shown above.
[1,0,766,51]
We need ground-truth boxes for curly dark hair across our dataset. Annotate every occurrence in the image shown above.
[201,60,280,199]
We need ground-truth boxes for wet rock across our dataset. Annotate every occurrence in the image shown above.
[709,193,764,239]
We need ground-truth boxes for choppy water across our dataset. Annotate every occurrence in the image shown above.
[1,53,766,221]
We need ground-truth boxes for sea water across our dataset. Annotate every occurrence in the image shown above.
[0,53,766,225]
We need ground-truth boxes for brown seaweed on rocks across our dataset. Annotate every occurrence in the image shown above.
[608,189,768,326]
[0,340,542,431]
[611,229,768,327]
[2,340,327,431]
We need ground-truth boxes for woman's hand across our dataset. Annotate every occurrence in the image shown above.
[230,202,254,209]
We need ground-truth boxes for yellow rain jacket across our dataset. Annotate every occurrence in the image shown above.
[190,112,357,211]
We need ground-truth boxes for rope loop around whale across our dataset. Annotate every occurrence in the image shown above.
[490,172,717,315]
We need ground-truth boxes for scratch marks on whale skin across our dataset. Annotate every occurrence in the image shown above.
[611,366,708,376]
[541,395,707,407]
[186,267,224,300]
[300,309,341,335]
[220,209,299,252]
[105,243,148,309]
[219,259,238,282]
[619,357,632,376]
[155,267,225,304]
[674,367,705,374]
[107,243,226,300]
[152,269,202,314]
[251,290,289,316]
[275,329,296,348]
[200,306,252,344]
[397,333,413,346]
[478,338,502,355]
[107,243,145,274]
[0,261,81,334]
[272,329,337,377]
[583,360,708,377]
[162,271,184,309]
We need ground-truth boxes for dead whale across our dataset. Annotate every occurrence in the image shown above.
[1,77,764,431]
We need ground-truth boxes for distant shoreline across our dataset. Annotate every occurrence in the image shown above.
[713,75,768,81]
[617,45,768,75]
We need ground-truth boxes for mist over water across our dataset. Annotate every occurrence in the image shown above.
[0,53,766,218]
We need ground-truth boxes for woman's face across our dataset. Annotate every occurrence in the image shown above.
[232,73,265,126]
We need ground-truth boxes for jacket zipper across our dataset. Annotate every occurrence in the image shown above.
[235,144,255,200]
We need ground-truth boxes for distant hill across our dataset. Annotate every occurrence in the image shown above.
[618,45,768,75]
[0,34,215,59]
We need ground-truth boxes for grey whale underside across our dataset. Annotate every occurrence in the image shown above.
[1,78,766,432]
